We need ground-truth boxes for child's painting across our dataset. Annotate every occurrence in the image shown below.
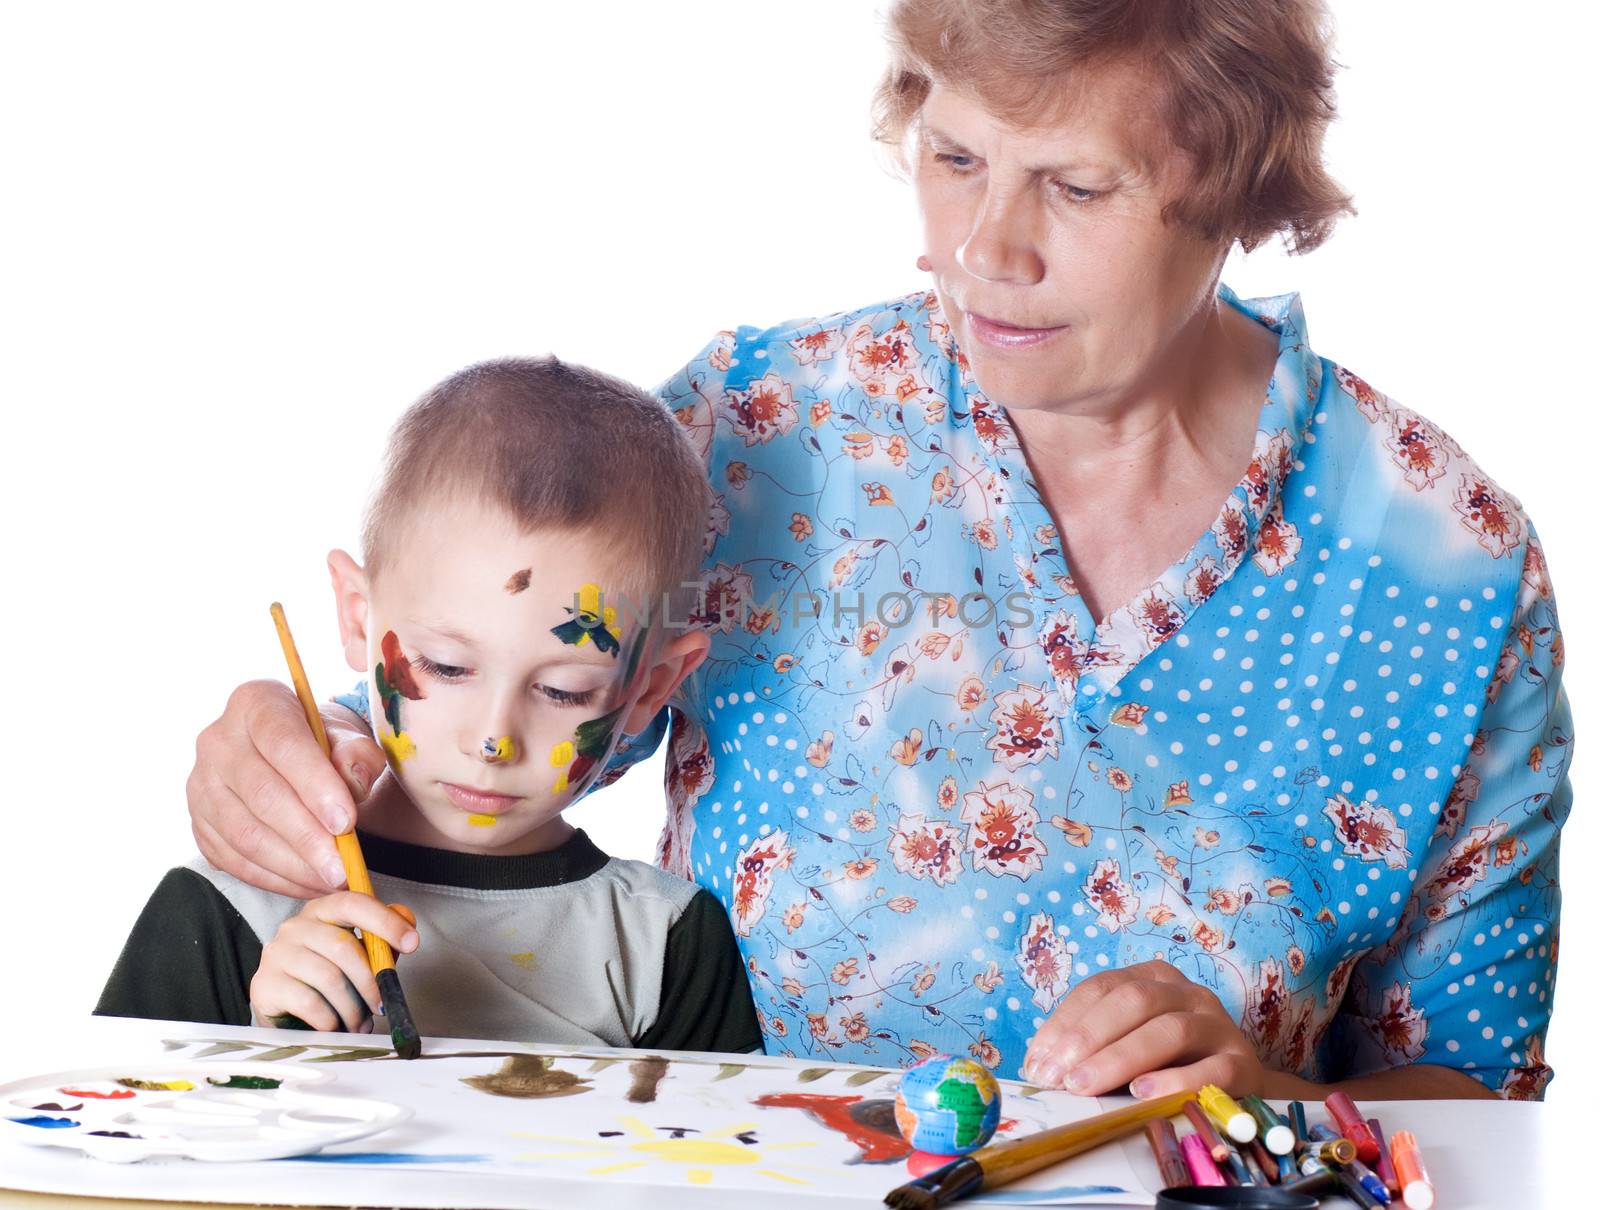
[0,1018,1158,1208]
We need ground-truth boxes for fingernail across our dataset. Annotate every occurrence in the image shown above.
[401,931,419,952]
[322,857,348,888]
[1129,1076,1153,1098]
[359,1018,373,1034]
[1036,1061,1063,1088]
[325,804,351,834]
[1064,1067,1089,1092]
[348,764,371,798]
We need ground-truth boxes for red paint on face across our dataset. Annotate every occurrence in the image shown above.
[381,630,426,700]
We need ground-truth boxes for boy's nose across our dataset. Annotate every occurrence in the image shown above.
[479,735,517,764]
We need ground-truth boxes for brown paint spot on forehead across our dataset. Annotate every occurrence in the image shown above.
[504,568,532,594]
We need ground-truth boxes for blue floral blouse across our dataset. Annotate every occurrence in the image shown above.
[597,285,1572,1097]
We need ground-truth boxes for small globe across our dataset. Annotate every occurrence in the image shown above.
[893,1055,1002,1156]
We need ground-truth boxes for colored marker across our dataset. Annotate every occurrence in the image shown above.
[1183,1099,1230,1163]
[1325,1090,1380,1162]
[1145,1118,1189,1190]
[1370,1118,1400,1196]
[1390,1130,1436,1210]
[1243,1094,1295,1155]
[1275,1149,1297,1184]
[1308,1124,1360,1167]
[1199,1084,1257,1143]
[1181,1131,1226,1186]
[1248,1137,1279,1183]
[1232,1138,1268,1186]
[1287,1100,1309,1152]
[1336,1163,1384,1210]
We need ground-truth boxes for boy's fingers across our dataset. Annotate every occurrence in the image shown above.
[312,894,420,954]
[193,815,327,900]
[300,922,384,1015]
[258,979,341,1033]
[277,948,372,1033]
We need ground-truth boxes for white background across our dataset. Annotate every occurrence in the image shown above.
[2,0,1593,1139]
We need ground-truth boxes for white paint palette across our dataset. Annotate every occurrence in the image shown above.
[0,1062,409,1163]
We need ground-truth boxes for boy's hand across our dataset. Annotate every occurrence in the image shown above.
[188,680,388,898]
[250,893,420,1033]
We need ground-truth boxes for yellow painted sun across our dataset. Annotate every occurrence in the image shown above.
[515,1115,821,1187]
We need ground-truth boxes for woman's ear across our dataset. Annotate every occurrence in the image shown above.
[621,629,710,735]
[327,549,372,674]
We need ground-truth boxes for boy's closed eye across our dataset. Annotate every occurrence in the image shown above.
[411,653,601,709]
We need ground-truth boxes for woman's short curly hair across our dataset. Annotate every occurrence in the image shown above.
[873,0,1355,253]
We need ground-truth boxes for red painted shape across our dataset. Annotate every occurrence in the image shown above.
[59,1087,134,1100]
[752,1093,911,1164]
[381,631,426,700]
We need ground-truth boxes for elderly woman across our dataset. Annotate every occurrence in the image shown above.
[187,0,1570,1101]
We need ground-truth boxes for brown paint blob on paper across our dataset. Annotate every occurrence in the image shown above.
[504,568,532,594]
[460,1054,591,1099]
[626,1056,670,1103]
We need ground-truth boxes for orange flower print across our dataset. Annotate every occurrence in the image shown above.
[1110,702,1148,727]
[890,728,924,765]
[1453,474,1523,559]
[789,512,813,541]
[1501,1035,1554,1101]
[927,592,958,622]
[973,960,1003,993]
[887,896,917,913]
[956,675,988,713]
[706,331,736,372]
[1015,911,1071,1012]
[1192,921,1224,952]
[840,1011,871,1043]
[908,1039,941,1062]
[781,975,804,997]
[1205,888,1241,915]
[1253,501,1301,576]
[1385,410,1455,491]
[693,562,754,634]
[1106,767,1134,793]
[805,730,834,768]
[849,808,878,833]
[809,398,833,425]
[1287,945,1306,976]
[807,1012,830,1042]
[842,431,875,460]
[863,481,895,507]
[1154,850,1181,877]
[723,371,799,446]
[970,519,999,550]
[725,460,750,488]
[1146,903,1176,926]
[969,1036,1002,1069]
[1165,781,1193,807]
[1435,765,1480,840]
[1423,819,1509,903]
[1051,816,1093,847]
[910,967,937,997]
[961,780,1046,880]
[782,902,807,934]
[831,958,859,985]
[1528,744,1543,772]
[744,605,776,635]
[1371,982,1427,1064]
[1212,496,1250,565]
[1493,836,1523,867]
[1131,586,1184,647]
[843,857,878,880]
[788,325,843,367]
[888,811,964,886]
[885,434,910,466]
[773,652,797,674]
[1265,876,1292,897]
[830,551,858,587]
[919,631,952,658]
[936,775,959,810]
[1246,957,1291,1052]
[1184,555,1225,605]
[846,317,916,385]
[1082,858,1139,932]
[985,683,1063,770]
[731,830,795,937]
[1194,827,1220,848]
[1322,792,1411,870]
[856,620,887,656]
[1335,364,1390,421]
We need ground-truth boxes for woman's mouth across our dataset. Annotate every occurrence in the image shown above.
[441,782,522,815]
[965,311,1068,349]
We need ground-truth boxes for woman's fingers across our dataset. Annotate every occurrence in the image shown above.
[192,814,327,900]
[1048,1010,1227,1096]
[1023,960,1193,1081]
[324,705,387,807]
[1123,1049,1263,1101]
[1024,977,1194,1088]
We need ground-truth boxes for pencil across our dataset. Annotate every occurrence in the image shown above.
[270,602,422,1059]
[883,1090,1196,1208]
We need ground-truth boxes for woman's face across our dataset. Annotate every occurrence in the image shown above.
[913,67,1229,415]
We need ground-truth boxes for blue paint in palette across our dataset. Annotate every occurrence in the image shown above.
[9,1115,80,1129]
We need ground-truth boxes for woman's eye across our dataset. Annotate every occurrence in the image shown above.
[413,655,470,681]
[933,151,977,172]
[540,685,599,708]
[1054,181,1100,203]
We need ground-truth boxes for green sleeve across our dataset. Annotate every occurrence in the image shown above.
[95,867,261,1026]
[634,888,762,1054]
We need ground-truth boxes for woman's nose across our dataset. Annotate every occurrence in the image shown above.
[957,188,1045,286]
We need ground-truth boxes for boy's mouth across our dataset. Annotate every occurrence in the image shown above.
[440,782,523,815]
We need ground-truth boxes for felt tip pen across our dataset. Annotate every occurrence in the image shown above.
[1307,1123,1359,1167]
[1242,1094,1296,1155]
[1248,1137,1280,1184]
[1275,1149,1297,1184]
[1325,1090,1381,1162]
[1181,1131,1227,1186]
[1335,1163,1385,1210]
[1390,1130,1436,1210]
[1182,1099,1230,1163]
[1370,1117,1400,1196]
[1309,1125,1388,1204]
[1145,1118,1190,1190]
[1287,1100,1309,1152]
[1199,1084,1258,1143]
[1233,1138,1270,1186]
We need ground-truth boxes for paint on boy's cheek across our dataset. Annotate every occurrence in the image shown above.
[550,582,621,656]
[504,568,532,594]
[375,630,426,763]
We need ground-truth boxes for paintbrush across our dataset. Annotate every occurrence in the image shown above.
[882,1090,1196,1208]
[270,602,423,1059]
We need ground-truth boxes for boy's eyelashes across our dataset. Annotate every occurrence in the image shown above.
[409,654,600,709]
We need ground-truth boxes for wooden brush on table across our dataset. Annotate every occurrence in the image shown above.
[269,602,422,1059]
[883,1090,1196,1208]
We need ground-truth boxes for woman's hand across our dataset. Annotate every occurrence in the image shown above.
[187,679,388,898]
[250,893,419,1033]
[1021,959,1268,1098]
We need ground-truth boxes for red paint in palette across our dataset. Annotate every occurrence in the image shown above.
[60,1087,134,1100]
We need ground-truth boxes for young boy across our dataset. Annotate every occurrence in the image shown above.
[97,357,760,1053]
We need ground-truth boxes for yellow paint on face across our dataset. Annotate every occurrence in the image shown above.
[552,771,569,794]
[573,582,622,647]
[550,740,575,766]
[467,813,498,828]
[381,730,417,763]
[488,736,516,761]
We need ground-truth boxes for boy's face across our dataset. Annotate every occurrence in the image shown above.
[334,499,663,855]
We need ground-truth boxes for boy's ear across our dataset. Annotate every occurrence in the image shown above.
[327,549,372,674]
[621,629,710,736]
